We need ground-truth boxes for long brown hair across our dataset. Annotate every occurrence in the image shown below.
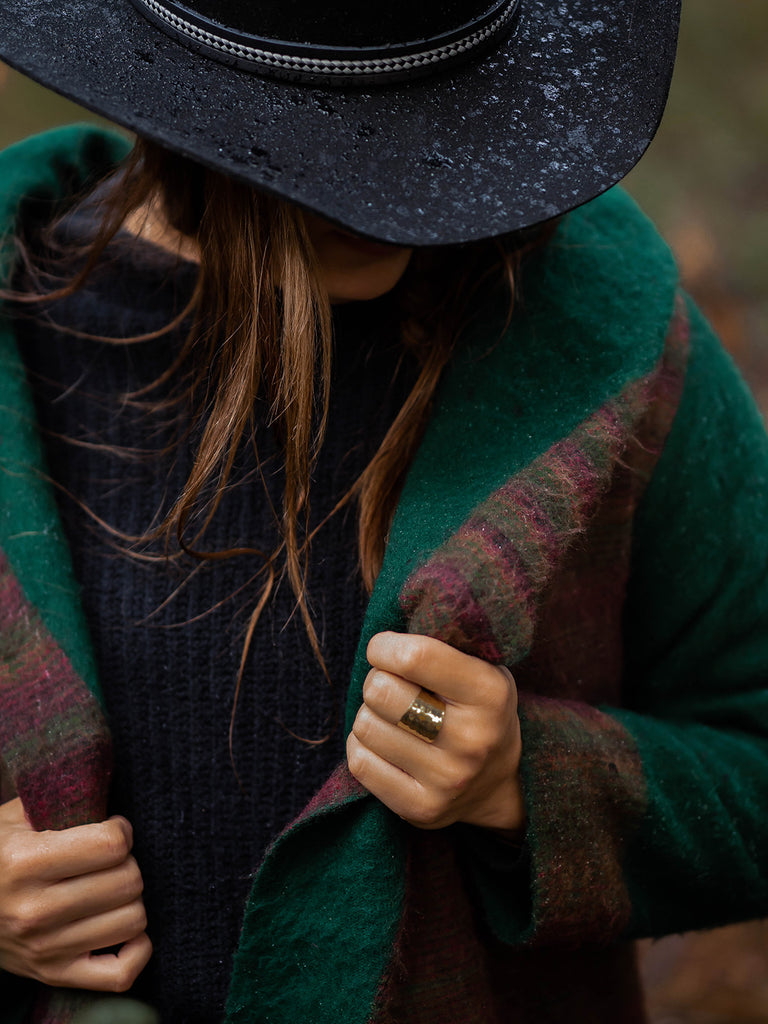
[12,138,548,686]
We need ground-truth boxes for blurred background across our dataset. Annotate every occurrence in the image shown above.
[1,2,767,1021]
[625,0,768,418]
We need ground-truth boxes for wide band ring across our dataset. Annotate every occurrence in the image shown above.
[397,689,446,744]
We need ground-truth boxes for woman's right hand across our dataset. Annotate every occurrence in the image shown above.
[0,798,151,992]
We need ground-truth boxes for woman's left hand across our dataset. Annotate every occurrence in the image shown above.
[347,632,525,834]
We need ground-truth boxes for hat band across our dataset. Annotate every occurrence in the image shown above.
[130,0,520,83]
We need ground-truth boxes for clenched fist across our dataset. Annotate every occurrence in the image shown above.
[0,798,151,991]
[348,632,526,834]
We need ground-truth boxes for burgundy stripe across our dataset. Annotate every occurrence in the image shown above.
[402,557,502,662]
[0,554,112,830]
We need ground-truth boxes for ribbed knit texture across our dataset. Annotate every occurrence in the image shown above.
[15,221,416,1023]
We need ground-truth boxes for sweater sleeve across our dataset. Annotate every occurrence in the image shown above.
[473,296,768,947]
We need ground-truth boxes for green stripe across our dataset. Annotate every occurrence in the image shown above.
[346,185,677,730]
[0,125,131,702]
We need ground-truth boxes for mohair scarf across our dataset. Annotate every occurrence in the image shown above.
[2,126,766,1024]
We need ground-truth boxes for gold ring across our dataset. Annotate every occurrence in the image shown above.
[397,689,446,744]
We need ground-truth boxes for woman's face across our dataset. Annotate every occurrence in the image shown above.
[304,214,413,304]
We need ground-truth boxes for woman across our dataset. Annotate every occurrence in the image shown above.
[0,1,767,1022]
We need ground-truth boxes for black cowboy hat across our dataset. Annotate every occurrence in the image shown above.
[0,0,679,246]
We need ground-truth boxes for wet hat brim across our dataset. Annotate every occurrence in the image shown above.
[0,0,679,245]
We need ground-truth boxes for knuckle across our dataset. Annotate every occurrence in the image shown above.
[128,901,148,935]
[100,821,130,862]
[6,899,45,940]
[346,738,366,780]
[407,805,430,827]
[3,836,36,885]
[472,674,504,711]
[397,637,430,678]
[461,720,495,762]
[352,707,377,746]
[109,816,133,847]
[34,963,62,986]
[483,686,507,715]
[110,961,138,993]
[440,761,471,797]
[139,932,154,968]
[362,670,390,711]
[118,858,145,902]
[486,665,517,709]
[23,929,52,958]
[106,933,154,992]
[497,664,517,689]
[410,791,444,827]
[28,964,51,985]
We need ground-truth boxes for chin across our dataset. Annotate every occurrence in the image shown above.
[326,262,412,304]
[307,218,413,304]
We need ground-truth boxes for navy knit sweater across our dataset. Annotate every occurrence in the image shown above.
[16,225,416,1022]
